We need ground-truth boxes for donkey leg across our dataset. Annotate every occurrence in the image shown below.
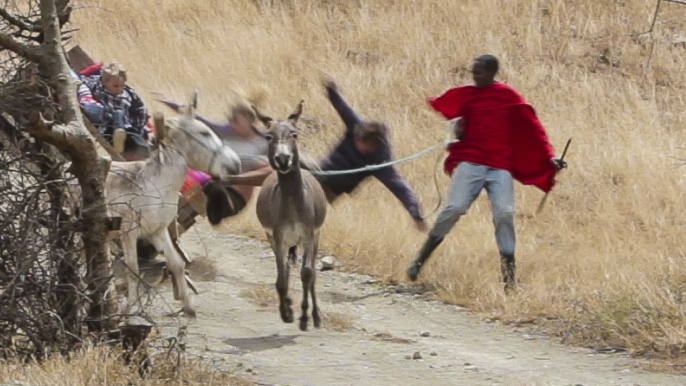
[273,239,293,323]
[150,230,195,317]
[310,237,321,328]
[299,240,316,331]
[121,235,142,315]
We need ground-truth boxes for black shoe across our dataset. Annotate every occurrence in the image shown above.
[407,235,444,281]
[407,261,420,282]
[500,253,516,294]
[203,181,232,225]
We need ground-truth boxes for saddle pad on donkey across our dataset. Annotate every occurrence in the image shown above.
[181,169,212,200]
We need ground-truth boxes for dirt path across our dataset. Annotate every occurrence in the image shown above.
[144,220,686,386]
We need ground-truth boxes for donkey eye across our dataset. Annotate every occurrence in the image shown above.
[290,132,298,139]
[200,131,212,137]
[265,134,274,141]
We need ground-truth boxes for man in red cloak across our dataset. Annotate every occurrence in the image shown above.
[407,54,567,292]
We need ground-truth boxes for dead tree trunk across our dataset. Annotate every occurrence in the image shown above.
[0,0,117,332]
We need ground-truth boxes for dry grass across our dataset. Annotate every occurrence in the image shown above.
[67,0,686,362]
[239,283,278,308]
[321,311,355,332]
[187,255,219,282]
[0,346,249,386]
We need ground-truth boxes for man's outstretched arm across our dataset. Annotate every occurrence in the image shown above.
[374,166,427,231]
[323,79,362,133]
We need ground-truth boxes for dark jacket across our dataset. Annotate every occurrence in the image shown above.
[319,86,423,220]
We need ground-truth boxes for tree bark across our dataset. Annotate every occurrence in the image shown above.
[1,0,118,332]
[40,0,116,332]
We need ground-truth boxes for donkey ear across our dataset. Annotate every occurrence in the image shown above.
[250,124,269,139]
[186,89,199,117]
[287,99,304,123]
[251,104,273,127]
[153,111,166,142]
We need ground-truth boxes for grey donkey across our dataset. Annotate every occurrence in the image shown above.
[254,100,328,331]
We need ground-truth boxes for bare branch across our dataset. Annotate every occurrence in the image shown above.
[0,114,88,359]
[62,27,79,35]
[0,8,42,32]
[642,0,686,72]
[0,30,42,61]
[0,0,118,336]
[647,0,661,34]
[38,0,81,128]
[25,111,80,150]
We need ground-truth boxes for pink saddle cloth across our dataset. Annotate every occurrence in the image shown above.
[180,169,212,198]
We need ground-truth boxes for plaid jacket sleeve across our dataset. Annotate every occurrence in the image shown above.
[72,71,98,106]
[126,85,148,130]
[80,74,100,92]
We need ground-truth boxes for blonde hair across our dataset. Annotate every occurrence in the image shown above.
[101,62,127,83]
[229,104,256,121]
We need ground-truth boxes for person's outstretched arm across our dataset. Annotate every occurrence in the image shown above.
[374,166,427,231]
[225,165,274,187]
[156,98,233,137]
[323,80,362,133]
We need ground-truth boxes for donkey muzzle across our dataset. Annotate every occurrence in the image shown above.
[274,152,292,172]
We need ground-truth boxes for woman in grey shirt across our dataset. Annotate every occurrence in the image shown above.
[136,99,266,260]
[156,99,268,224]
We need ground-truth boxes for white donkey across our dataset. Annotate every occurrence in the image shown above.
[106,91,241,317]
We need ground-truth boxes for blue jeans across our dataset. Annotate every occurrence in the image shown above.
[82,102,104,124]
[431,161,516,256]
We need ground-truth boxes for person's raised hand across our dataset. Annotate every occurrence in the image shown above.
[550,157,567,171]
[150,91,185,114]
[319,71,337,92]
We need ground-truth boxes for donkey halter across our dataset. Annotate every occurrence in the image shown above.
[173,118,225,173]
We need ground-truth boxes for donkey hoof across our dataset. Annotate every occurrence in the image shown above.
[182,306,197,318]
[299,316,308,331]
[407,262,422,282]
[313,315,321,329]
[280,307,294,323]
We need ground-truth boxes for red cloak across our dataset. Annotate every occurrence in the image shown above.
[428,82,558,192]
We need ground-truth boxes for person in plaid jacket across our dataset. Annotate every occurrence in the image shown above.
[80,62,151,160]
